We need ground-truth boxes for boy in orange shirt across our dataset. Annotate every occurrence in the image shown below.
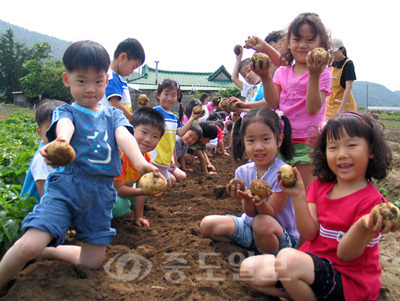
[112,108,165,227]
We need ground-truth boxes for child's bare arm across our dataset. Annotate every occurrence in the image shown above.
[133,195,150,227]
[114,180,144,197]
[248,36,281,67]
[115,126,159,176]
[109,96,132,121]
[231,47,244,90]
[255,191,287,217]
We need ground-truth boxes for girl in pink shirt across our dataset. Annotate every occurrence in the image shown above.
[252,13,332,190]
[240,111,396,301]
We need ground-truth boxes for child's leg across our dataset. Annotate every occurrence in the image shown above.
[274,248,316,300]
[252,214,284,254]
[41,242,106,269]
[199,215,236,243]
[170,167,186,182]
[295,163,314,190]
[240,254,289,298]
[0,228,53,289]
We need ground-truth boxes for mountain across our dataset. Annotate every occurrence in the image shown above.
[353,81,400,108]
[0,19,399,107]
[0,19,71,60]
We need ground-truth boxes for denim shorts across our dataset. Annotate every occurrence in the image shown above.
[227,214,297,253]
[22,166,116,246]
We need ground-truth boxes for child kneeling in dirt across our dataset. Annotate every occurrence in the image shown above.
[0,41,160,293]
[112,107,165,227]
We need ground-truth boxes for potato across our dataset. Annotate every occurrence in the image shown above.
[234,44,243,55]
[138,94,149,105]
[229,178,245,191]
[218,98,235,112]
[371,203,400,228]
[244,36,256,48]
[192,105,205,115]
[47,141,75,166]
[138,172,167,196]
[278,164,296,187]
[250,179,272,202]
[310,47,328,63]
[250,52,271,70]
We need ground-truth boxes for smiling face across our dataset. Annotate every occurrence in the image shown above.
[63,68,108,111]
[288,23,321,64]
[181,129,200,146]
[156,87,179,112]
[243,121,282,175]
[133,124,163,154]
[326,130,373,186]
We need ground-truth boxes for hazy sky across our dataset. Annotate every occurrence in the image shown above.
[1,0,399,91]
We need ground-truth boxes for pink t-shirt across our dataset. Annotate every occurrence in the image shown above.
[300,180,384,301]
[273,65,331,141]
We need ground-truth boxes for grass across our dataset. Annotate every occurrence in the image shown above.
[0,103,35,120]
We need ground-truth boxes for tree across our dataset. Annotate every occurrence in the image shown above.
[217,86,242,98]
[20,59,71,102]
[0,29,51,103]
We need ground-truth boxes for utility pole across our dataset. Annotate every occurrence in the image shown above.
[155,61,159,85]
[366,84,369,111]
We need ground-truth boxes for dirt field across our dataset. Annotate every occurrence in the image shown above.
[1,121,399,300]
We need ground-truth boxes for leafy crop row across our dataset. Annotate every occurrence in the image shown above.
[0,110,39,257]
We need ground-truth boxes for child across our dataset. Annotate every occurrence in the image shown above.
[0,40,159,291]
[199,93,210,122]
[100,38,145,120]
[200,109,298,254]
[180,98,202,126]
[239,112,395,300]
[186,121,218,174]
[20,99,65,203]
[112,107,165,227]
[251,12,332,189]
[174,124,203,173]
[150,79,202,186]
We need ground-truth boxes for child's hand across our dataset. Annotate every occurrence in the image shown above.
[306,49,330,76]
[229,97,245,110]
[191,110,204,120]
[244,36,264,52]
[364,209,400,234]
[207,164,216,172]
[135,216,150,228]
[226,183,250,200]
[40,136,70,168]
[278,167,306,200]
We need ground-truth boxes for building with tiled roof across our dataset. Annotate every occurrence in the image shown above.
[127,64,237,111]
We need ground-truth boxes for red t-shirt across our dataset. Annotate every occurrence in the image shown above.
[300,179,384,301]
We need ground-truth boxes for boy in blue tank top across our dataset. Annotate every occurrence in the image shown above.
[0,40,160,292]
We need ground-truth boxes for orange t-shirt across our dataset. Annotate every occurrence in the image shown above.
[114,151,151,183]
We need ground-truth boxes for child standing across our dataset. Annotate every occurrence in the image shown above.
[200,109,298,254]
[253,12,332,189]
[100,38,145,120]
[199,93,210,122]
[240,112,395,300]
[150,79,201,186]
[20,99,65,202]
[0,40,159,291]
[112,107,165,227]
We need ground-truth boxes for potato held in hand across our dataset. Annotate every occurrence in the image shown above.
[229,178,246,192]
[250,179,272,202]
[138,172,167,196]
[192,105,205,115]
[47,141,75,166]
[251,52,271,70]
[234,44,243,55]
[310,47,328,64]
[371,203,400,228]
[278,164,296,187]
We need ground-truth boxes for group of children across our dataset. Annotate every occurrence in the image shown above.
[0,12,398,301]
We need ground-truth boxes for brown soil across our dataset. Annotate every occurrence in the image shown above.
[2,124,400,300]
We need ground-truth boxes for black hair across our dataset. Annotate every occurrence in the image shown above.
[211,96,221,107]
[183,98,202,123]
[62,40,110,73]
[156,78,183,121]
[207,112,222,121]
[130,107,165,137]
[312,111,392,182]
[213,120,224,132]
[199,121,218,139]
[189,123,203,138]
[265,30,285,43]
[232,109,294,162]
[114,38,145,63]
[35,98,65,126]
[238,58,251,74]
[200,93,209,104]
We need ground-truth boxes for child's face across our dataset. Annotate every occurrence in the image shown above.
[118,56,143,77]
[326,131,373,185]
[199,137,211,145]
[181,130,200,146]
[156,87,178,112]
[288,23,321,64]
[244,121,282,172]
[239,64,261,85]
[36,120,51,144]
[62,68,108,111]
[133,124,163,154]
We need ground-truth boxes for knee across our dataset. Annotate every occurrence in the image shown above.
[199,216,213,237]
[253,214,274,236]
[275,248,298,278]
[13,237,45,261]
[239,257,255,286]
